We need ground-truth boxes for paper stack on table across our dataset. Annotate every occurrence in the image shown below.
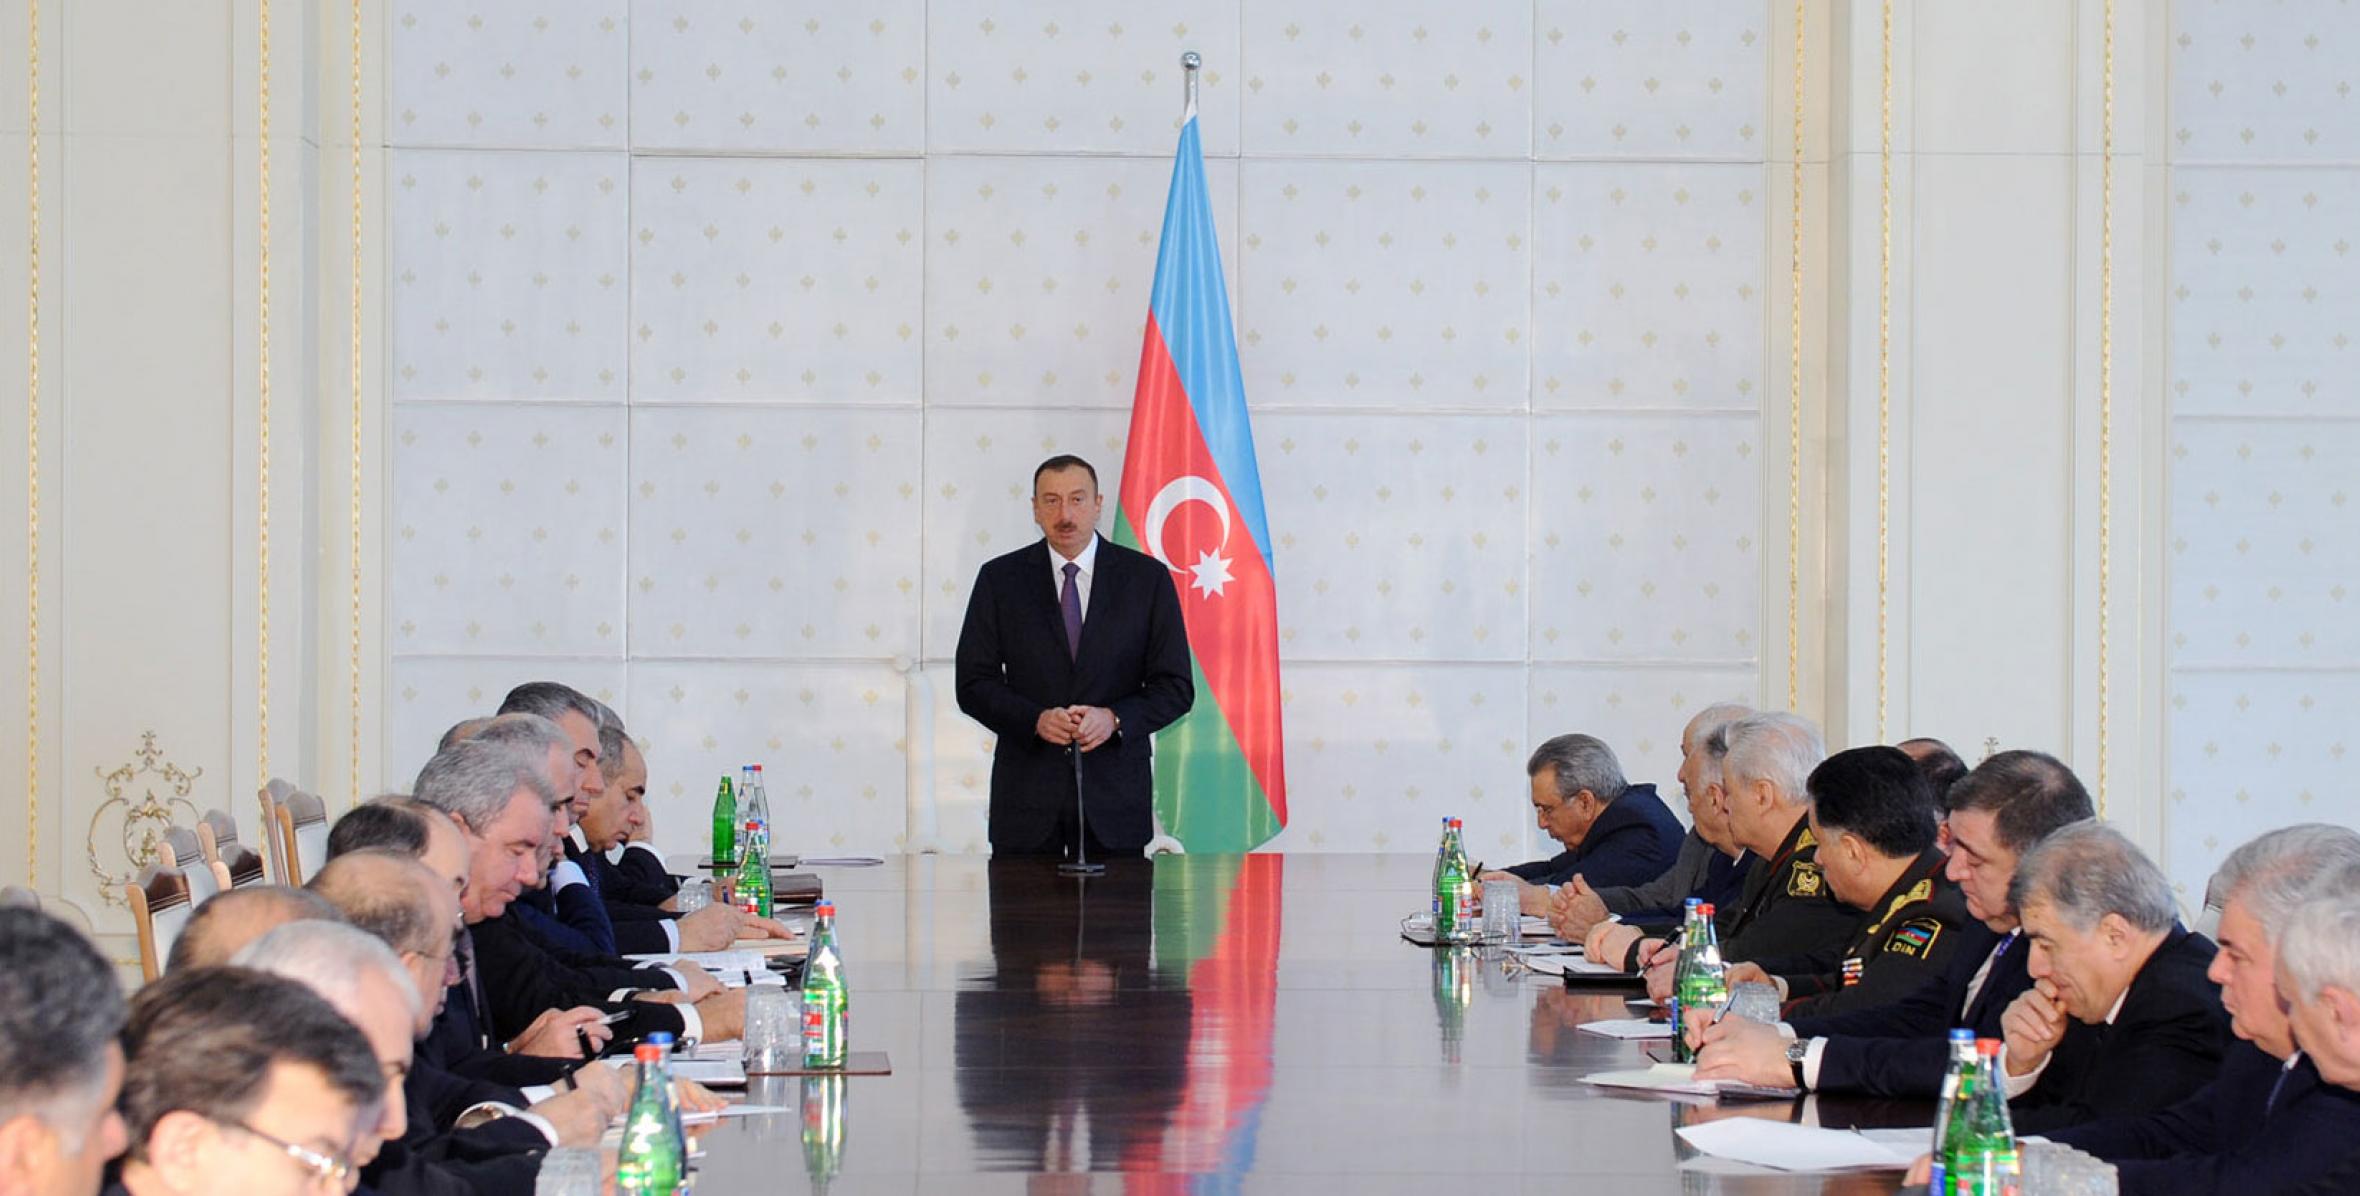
[1578,1018,1673,1040]
[1581,1062,1800,1100]
[1674,1120,1919,1172]
[1521,952,1625,977]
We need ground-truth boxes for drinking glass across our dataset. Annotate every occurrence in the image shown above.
[534,1147,602,1196]
[1480,880,1521,943]
[742,986,802,1073]
[1723,981,1783,1025]
[675,878,712,916]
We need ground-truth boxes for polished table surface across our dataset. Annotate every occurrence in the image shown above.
[695,853,1924,1193]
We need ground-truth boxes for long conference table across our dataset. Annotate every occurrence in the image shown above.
[692,853,1923,1193]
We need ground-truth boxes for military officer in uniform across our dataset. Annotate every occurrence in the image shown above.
[1723,746,1985,1018]
[1635,713,1864,997]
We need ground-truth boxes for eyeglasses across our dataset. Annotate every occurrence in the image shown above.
[215,1119,358,1191]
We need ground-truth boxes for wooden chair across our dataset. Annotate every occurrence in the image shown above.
[126,859,198,981]
[0,885,38,909]
[273,788,329,887]
[196,808,268,889]
[159,826,224,909]
[258,780,301,883]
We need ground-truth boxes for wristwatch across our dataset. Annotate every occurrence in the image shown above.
[1785,1038,1811,1089]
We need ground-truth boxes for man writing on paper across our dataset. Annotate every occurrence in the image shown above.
[956,455,1195,859]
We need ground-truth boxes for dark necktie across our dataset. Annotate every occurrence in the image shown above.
[1060,561,1083,658]
[2267,1056,2298,1114]
[455,928,490,1047]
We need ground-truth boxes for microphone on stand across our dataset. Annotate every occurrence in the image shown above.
[1059,740,1105,877]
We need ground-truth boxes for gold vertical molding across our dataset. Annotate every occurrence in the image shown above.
[1786,0,1805,712]
[23,0,40,886]
[2096,0,2116,817]
[257,0,275,785]
[1875,0,1894,741]
[349,0,366,804]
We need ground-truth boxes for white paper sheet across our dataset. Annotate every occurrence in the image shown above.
[1582,1063,1723,1097]
[1523,952,1626,977]
[1674,1120,1918,1172]
[1579,1018,1674,1040]
[670,1058,746,1087]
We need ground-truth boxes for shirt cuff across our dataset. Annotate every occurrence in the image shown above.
[657,967,688,991]
[661,920,681,951]
[519,1085,554,1104]
[1777,1023,1798,1041]
[2002,1051,2051,1098]
[1801,1037,1829,1091]
[549,860,589,894]
[456,1101,558,1146]
[675,1002,705,1045]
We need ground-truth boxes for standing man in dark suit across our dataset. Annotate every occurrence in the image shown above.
[1482,733,1683,915]
[956,456,1195,857]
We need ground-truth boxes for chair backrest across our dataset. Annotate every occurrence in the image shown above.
[0,885,38,909]
[127,860,197,982]
[198,808,268,889]
[160,826,224,908]
[276,789,329,887]
[257,783,287,883]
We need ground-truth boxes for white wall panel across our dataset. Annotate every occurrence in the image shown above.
[925,155,1239,411]
[389,0,628,148]
[630,157,924,405]
[1258,412,1528,662]
[1238,160,1533,410]
[385,658,630,793]
[1529,413,1762,664]
[2164,672,2360,902]
[1531,0,1768,161]
[1532,164,1765,412]
[627,406,923,660]
[629,0,926,154]
[2169,168,2360,420]
[925,0,1242,156]
[1240,0,1533,158]
[390,150,631,402]
[2172,0,2360,162]
[389,404,629,656]
[1526,663,1759,826]
[2169,422,2360,668]
[628,661,911,855]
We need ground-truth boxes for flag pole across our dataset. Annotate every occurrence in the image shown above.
[1181,51,1200,120]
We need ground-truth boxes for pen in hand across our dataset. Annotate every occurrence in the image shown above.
[575,1025,595,1059]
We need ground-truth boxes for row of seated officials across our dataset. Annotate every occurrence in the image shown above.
[6,686,2360,1195]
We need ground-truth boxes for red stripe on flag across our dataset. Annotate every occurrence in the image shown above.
[1120,315,1288,823]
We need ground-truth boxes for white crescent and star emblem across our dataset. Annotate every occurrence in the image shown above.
[1143,475,1237,599]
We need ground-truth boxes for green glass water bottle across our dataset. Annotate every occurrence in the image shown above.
[711,775,737,869]
[1938,1038,2021,1195]
[1670,900,1729,1063]
[802,899,848,1067]
[615,1036,685,1195]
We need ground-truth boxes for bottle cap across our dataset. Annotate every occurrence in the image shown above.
[1684,897,1702,908]
[645,1031,675,1048]
[1976,1038,2004,1056]
[1697,903,1714,918]
[634,1043,665,1063]
[1950,1028,1977,1042]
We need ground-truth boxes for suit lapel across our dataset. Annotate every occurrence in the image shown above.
[1027,540,1072,662]
[1077,537,1126,670]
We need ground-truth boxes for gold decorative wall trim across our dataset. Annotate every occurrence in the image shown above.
[86,733,204,906]
[23,0,40,888]
[348,0,367,805]
[1875,0,1894,740]
[257,0,276,786]
[2095,0,2116,817]
[1786,0,1806,712]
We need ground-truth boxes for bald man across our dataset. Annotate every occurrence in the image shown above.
[162,885,342,972]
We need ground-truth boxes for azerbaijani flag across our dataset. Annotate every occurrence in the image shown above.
[1110,112,1286,853]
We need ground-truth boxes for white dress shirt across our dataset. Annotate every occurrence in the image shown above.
[1049,535,1099,619]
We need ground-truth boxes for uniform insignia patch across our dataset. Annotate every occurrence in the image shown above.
[1884,879,1933,920]
[1787,862,1824,898]
[1884,917,1943,958]
[1840,956,1866,986]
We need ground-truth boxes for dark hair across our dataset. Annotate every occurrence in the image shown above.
[1944,750,2095,854]
[498,681,606,731]
[1031,454,1099,491]
[1896,737,1968,803]
[0,908,126,1126]
[1806,746,1939,858]
[308,850,444,957]
[326,801,429,861]
[165,886,343,974]
[119,967,384,1160]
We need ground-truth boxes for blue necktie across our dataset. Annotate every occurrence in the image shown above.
[1060,561,1083,658]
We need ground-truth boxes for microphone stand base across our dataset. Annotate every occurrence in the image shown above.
[1057,860,1107,876]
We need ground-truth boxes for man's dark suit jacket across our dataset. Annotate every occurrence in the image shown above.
[1792,927,2031,1096]
[606,841,681,906]
[1719,815,1864,964]
[955,536,1195,852]
[2011,924,2229,1134]
[463,913,689,1049]
[1501,784,1684,890]
[2050,1045,2360,1196]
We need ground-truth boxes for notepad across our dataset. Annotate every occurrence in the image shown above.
[670,1058,746,1087]
[1582,1062,1801,1101]
[1522,952,1625,977]
[1674,1120,1917,1171]
[1578,1018,1673,1040]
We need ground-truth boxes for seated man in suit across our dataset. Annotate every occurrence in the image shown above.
[0,909,128,1196]
[108,968,385,1196]
[955,454,1195,859]
[1553,704,1755,944]
[1894,736,1967,806]
[2038,825,2360,1196]
[1717,745,1983,1019]
[2276,863,2360,1193]
[409,739,743,1085]
[1573,706,1755,959]
[580,720,679,908]
[1690,750,2095,1095]
[566,716,769,954]
[1480,733,1685,916]
[1995,821,2228,1132]
[230,923,421,1182]
[1633,713,1864,997]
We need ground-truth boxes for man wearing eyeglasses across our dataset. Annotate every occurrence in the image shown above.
[110,968,385,1196]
